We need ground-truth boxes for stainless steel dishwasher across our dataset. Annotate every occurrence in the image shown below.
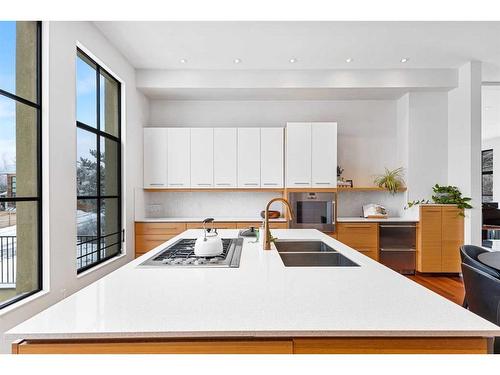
[379,223,416,274]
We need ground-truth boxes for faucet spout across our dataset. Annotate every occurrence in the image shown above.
[263,197,294,250]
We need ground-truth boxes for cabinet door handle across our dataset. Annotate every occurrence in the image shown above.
[169,183,185,186]
[216,183,231,186]
[293,182,310,185]
[315,182,332,185]
[244,183,259,186]
[196,183,212,186]
[263,183,278,186]
[149,183,164,186]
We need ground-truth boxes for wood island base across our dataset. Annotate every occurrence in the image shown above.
[12,336,492,354]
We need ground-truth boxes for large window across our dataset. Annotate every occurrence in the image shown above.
[482,149,493,203]
[76,49,122,273]
[0,21,42,309]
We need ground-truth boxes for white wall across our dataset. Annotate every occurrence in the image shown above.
[149,100,398,187]
[0,21,149,353]
[448,62,482,245]
[482,137,500,203]
[407,92,449,201]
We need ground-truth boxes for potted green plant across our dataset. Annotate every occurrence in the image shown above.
[406,184,472,216]
[373,167,405,195]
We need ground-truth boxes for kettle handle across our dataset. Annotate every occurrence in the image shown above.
[202,218,216,236]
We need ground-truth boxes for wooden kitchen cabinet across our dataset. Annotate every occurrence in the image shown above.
[311,123,337,187]
[237,128,261,188]
[337,222,379,261]
[167,128,190,188]
[214,128,237,188]
[416,205,464,273]
[235,221,289,229]
[143,128,167,188]
[260,128,284,188]
[190,128,214,188]
[185,222,238,229]
[135,222,186,257]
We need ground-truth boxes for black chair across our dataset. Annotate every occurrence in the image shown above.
[460,245,500,279]
[461,263,500,353]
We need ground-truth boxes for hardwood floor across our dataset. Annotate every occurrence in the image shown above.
[407,273,465,305]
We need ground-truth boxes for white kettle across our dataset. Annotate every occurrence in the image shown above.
[194,218,223,257]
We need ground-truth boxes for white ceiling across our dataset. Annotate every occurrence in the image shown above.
[95,21,500,78]
[482,85,500,141]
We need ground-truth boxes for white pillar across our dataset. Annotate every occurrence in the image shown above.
[448,61,482,245]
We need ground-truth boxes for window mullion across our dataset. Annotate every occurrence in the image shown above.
[96,65,101,263]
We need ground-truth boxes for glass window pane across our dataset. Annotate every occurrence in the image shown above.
[76,53,97,128]
[76,128,97,196]
[76,199,98,269]
[482,150,493,173]
[100,70,119,137]
[101,198,121,258]
[0,21,38,103]
[0,201,38,306]
[0,95,38,198]
[100,137,119,196]
[482,174,493,197]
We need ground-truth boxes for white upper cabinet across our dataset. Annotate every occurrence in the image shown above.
[286,122,312,187]
[167,128,190,187]
[237,128,261,188]
[311,122,337,187]
[143,128,168,188]
[260,128,284,188]
[214,128,237,188]
[286,122,337,188]
[190,128,214,188]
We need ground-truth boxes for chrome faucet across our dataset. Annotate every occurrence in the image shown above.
[262,197,294,250]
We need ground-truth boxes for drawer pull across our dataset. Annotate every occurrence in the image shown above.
[243,183,259,186]
[149,183,165,186]
[196,183,212,186]
[169,183,185,186]
[216,183,232,186]
[293,182,310,185]
[263,183,278,186]
[314,182,332,185]
[379,225,416,228]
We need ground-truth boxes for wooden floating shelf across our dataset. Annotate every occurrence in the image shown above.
[337,186,407,192]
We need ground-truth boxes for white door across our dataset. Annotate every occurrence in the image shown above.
[167,128,190,188]
[143,128,167,188]
[237,128,260,188]
[190,128,214,188]
[286,122,312,187]
[311,122,337,187]
[260,128,284,188]
[214,128,237,188]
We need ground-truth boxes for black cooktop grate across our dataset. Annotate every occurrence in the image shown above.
[152,238,232,261]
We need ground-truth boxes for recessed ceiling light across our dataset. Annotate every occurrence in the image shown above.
[345,57,353,63]
[180,58,187,64]
[233,58,241,64]
[400,57,409,63]
[289,58,297,63]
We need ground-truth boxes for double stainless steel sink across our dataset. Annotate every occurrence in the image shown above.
[274,240,359,267]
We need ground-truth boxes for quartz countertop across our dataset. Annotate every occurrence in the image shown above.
[337,217,418,223]
[6,229,499,340]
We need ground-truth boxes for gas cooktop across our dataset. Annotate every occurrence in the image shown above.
[138,238,244,268]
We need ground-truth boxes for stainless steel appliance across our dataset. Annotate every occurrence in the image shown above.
[288,192,336,232]
[379,223,416,274]
[138,237,244,268]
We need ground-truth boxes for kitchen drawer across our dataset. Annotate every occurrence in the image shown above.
[135,222,186,235]
[355,247,378,261]
[135,234,177,255]
[337,223,378,249]
[236,222,288,229]
[186,222,237,229]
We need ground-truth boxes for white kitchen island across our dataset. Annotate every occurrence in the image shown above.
[7,229,500,354]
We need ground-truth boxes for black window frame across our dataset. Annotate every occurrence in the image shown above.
[0,21,42,310]
[76,48,122,273]
[482,149,493,203]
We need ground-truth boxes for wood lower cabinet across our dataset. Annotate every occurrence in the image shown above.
[417,205,464,273]
[135,221,288,257]
[337,222,379,261]
[135,222,187,257]
[13,336,489,354]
